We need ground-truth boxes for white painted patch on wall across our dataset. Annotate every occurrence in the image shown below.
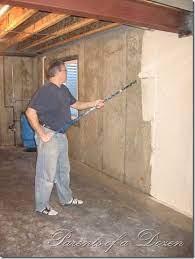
[141,30,193,217]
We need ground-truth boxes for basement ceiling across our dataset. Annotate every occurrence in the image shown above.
[0,6,119,56]
[0,0,192,57]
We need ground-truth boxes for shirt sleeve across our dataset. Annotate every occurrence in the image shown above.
[28,87,46,112]
[66,88,77,105]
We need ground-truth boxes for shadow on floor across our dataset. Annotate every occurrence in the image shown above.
[0,147,193,257]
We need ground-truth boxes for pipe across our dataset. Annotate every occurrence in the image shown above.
[42,56,46,84]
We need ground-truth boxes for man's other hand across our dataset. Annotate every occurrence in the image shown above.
[39,132,54,142]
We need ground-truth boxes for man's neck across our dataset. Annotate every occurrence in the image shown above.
[50,78,61,88]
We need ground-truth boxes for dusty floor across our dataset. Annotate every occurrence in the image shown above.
[0,146,193,257]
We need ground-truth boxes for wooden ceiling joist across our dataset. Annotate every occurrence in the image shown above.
[1,0,191,34]
[0,50,36,56]
[4,13,69,48]
[34,21,119,54]
[0,6,38,38]
[17,17,97,51]
[1,0,191,56]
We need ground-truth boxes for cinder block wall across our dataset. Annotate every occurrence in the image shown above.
[41,26,152,194]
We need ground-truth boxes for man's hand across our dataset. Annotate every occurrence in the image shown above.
[94,99,105,109]
[25,107,54,143]
[71,99,105,110]
[39,131,54,142]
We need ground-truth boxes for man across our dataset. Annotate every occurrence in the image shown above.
[26,60,104,216]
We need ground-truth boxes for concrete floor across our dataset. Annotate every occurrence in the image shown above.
[0,146,193,257]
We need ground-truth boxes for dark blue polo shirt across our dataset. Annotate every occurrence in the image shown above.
[28,82,77,131]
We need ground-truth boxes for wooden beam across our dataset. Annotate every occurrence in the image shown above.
[1,0,190,34]
[0,51,36,57]
[35,22,119,54]
[4,13,69,48]
[0,6,38,38]
[17,18,96,51]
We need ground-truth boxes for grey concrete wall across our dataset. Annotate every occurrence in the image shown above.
[0,56,38,145]
[40,26,152,193]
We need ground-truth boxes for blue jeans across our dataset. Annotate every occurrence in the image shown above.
[34,126,73,212]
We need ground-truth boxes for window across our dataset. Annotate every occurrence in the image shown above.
[64,59,78,119]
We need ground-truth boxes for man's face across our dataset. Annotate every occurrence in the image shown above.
[58,65,67,83]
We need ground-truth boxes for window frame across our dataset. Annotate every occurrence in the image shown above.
[60,55,80,128]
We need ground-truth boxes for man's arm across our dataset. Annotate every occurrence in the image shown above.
[25,107,53,142]
[71,99,104,110]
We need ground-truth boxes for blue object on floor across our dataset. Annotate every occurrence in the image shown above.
[20,113,36,150]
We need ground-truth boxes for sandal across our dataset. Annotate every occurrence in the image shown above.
[37,207,58,216]
[64,197,83,206]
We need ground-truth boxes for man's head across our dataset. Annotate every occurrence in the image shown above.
[47,60,67,84]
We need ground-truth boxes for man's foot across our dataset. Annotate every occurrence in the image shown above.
[37,207,58,216]
[64,197,83,206]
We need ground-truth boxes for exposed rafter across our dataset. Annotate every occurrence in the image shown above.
[0,0,191,57]
[34,21,119,54]
[1,0,191,34]
[4,13,69,48]
[0,50,36,56]
[0,6,38,38]
[17,17,97,51]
